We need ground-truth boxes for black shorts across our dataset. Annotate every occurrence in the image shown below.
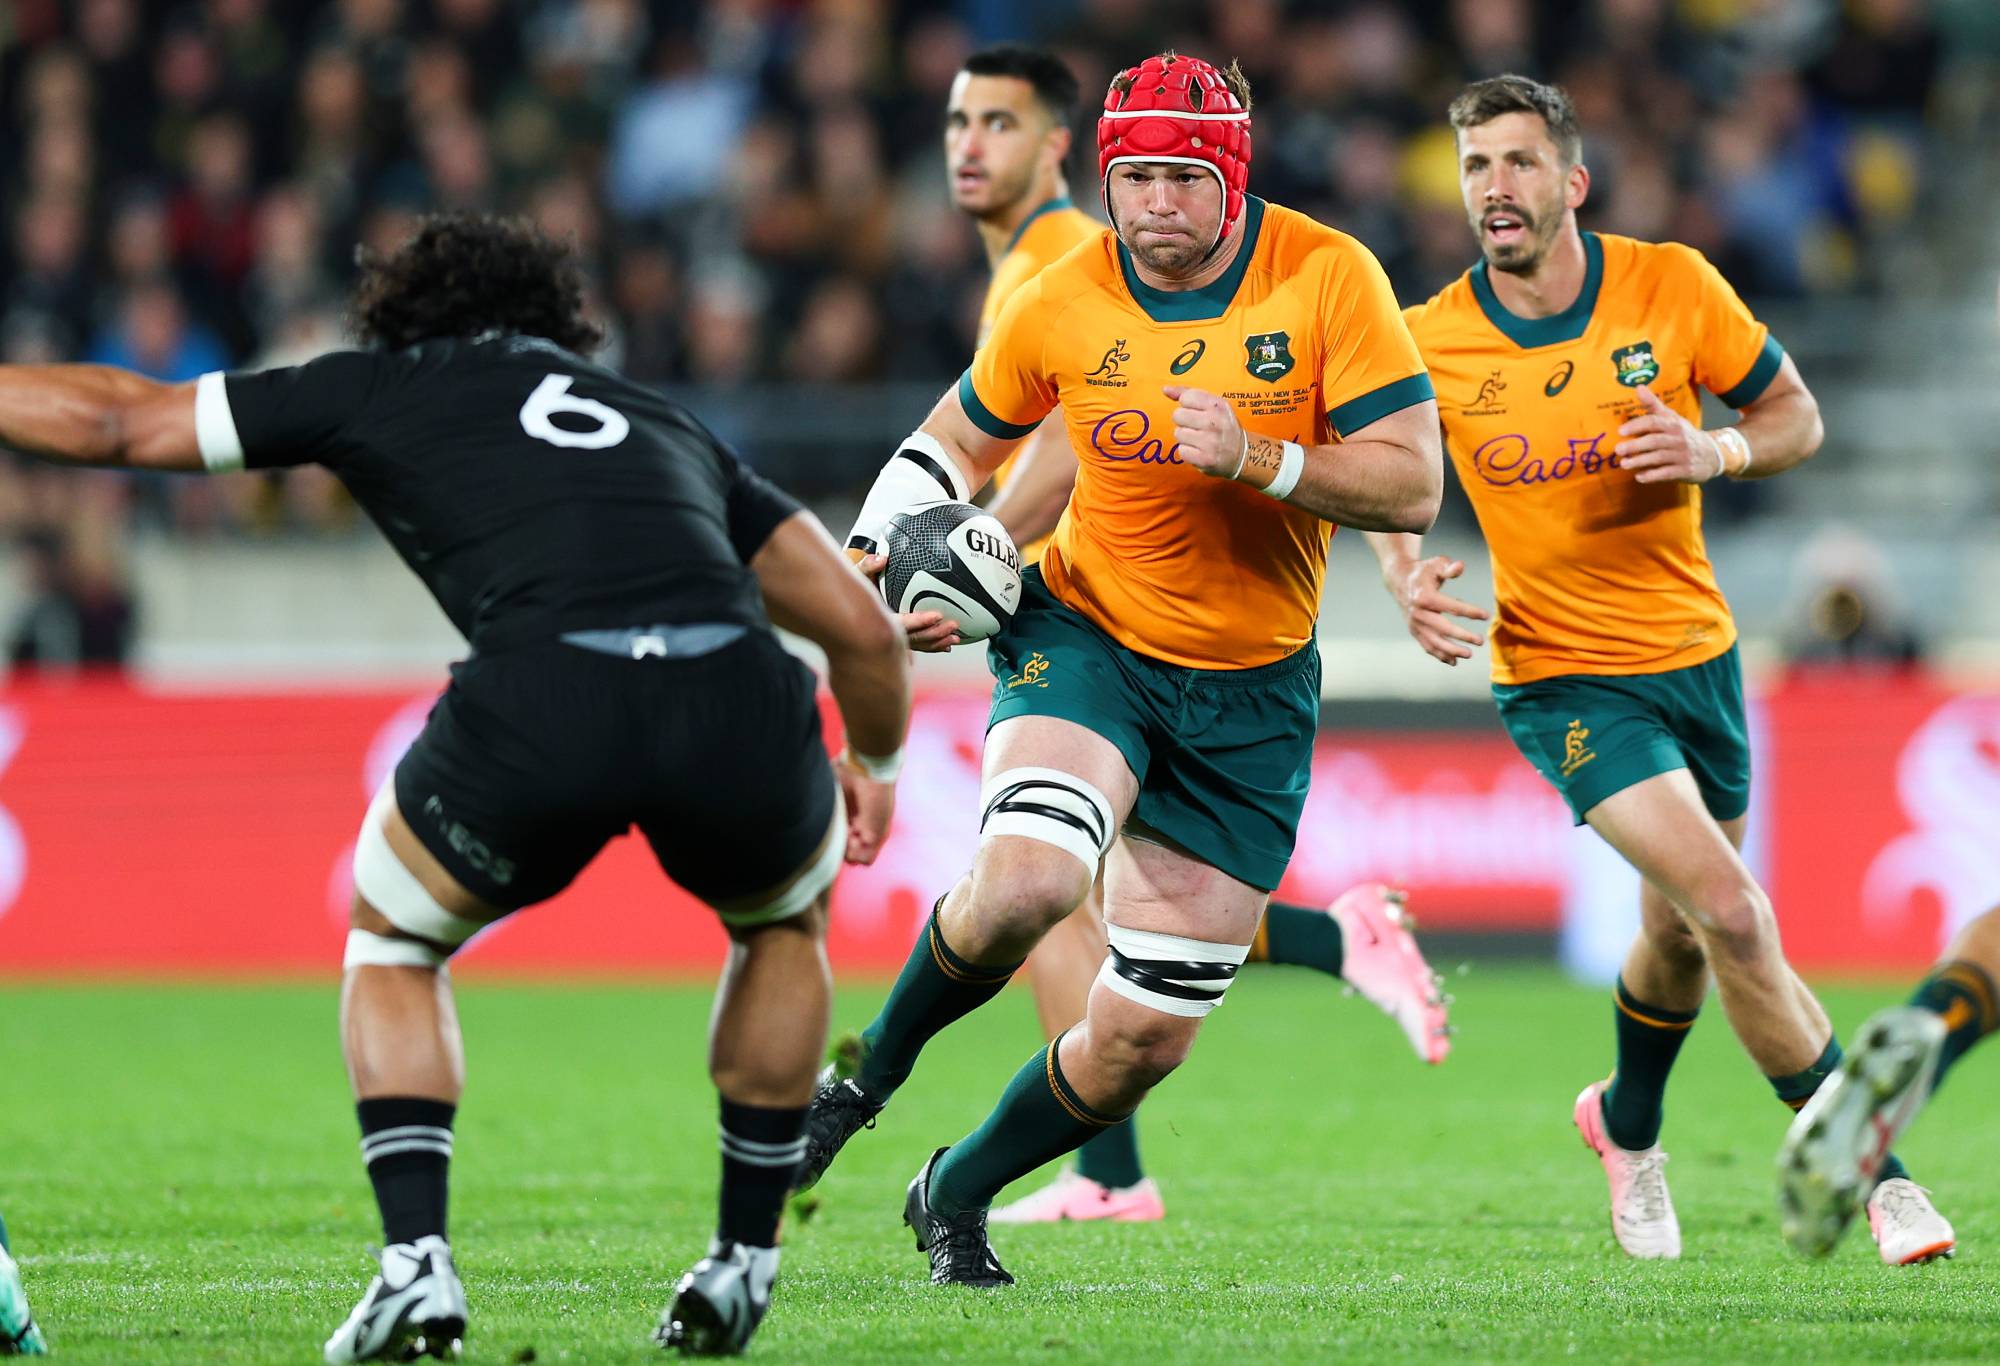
[393,630,836,913]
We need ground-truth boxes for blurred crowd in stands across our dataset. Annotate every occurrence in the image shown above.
[0,0,1991,665]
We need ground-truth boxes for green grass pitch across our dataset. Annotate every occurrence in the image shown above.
[2,968,1996,1363]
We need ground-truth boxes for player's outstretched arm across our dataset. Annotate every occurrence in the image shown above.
[0,365,203,469]
[845,383,1031,652]
[1616,354,1822,485]
[1165,384,1443,532]
[1361,531,1491,667]
[982,411,1078,548]
[751,510,913,866]
[847,384,1026,558]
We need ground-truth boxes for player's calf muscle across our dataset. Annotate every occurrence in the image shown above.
[1639,904,1706,976]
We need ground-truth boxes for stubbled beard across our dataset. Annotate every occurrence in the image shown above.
[1480,210,1557,275]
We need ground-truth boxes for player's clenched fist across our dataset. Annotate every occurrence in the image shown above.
[1163,385,1249,480]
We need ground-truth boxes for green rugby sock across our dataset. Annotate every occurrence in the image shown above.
[1769,1036,1911,1182]
[1909,959,2000,1091]
[855,903,1021,1099]
[1250,901,1344,977]
[930,1033,1121,1216]
[0,1210,8,1253]
[1073,1119,1145,1189]
[1602,977,1697,1151]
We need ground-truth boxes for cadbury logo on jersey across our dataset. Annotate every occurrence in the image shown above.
[1470,431,1618,487]
[1090,409,1183,465]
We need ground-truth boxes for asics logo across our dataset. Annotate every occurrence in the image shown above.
[1170,340,1205,374]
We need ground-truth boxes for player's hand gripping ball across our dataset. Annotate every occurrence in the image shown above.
[879,501,1022,643]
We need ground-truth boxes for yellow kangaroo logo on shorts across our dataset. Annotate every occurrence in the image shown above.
[1007,653,1051,689]
[1559,719,1596,778]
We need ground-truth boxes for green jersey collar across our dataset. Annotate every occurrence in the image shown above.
[1470,231,1604,349]
[1116,196,1266,323]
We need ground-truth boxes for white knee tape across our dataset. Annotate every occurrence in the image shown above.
[353,782,485,948]
[1097,924,1249,1019]
[979,766,1114,872]
[343,928,448,969]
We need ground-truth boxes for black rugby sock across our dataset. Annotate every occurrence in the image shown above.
[855,903,1022,1098]
[717,1098,807,1248]
[357,1097,455,1246]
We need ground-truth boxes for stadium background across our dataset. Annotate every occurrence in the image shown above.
[0,0,1995,982]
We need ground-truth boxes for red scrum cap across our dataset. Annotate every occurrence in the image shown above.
[1098,52,1252,256]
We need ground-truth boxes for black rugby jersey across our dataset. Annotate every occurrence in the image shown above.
[196,335,800,651]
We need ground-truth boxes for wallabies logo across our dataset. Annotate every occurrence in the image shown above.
[1006,652,1052,689]
[1085,339,1131,387]
[1611,341,1660,387]
[1558,719,1596,778]
[1243,331,1295,382]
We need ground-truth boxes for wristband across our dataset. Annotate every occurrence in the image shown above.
[844,746,903,782]
[1229,430,1249,481]
[1713,426,1753,478]
[1259,440,1306,501]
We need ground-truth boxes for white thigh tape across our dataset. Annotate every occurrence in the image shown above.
[1097,923,1249,1018]
[716,800,846,928]
[343,928,447,969]
[352,782,485,947]
[979,766,1114,872]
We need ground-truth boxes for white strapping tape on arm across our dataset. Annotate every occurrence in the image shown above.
[847,430,973,554]
[193,371,246,472]
[1259,440,1306,501]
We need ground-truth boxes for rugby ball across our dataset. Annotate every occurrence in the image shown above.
[881,501,1022,643]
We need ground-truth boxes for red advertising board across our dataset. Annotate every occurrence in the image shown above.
[0,675,1990,976]
[1762,674,2000,972]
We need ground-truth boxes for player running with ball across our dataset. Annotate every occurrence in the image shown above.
[929,41,1449,1228]
[0,214,912,1358]
[811,51,1443,1286]
[1376,75,1952,1264]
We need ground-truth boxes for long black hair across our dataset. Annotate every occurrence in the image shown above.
[350,212,605,353]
